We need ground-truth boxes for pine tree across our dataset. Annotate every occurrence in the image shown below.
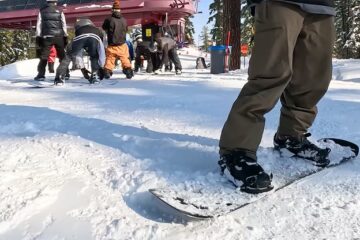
[345,2,360,58]
[223,0,241,70]
[334,0,354,58]
[222,0,231,46]
[0,29,14,66]
[207,0,223,45]
[184,16,195,44]
[0,29,29,66]
[241,4,254,47]
[12,30,29,62]
[200,26,211,52]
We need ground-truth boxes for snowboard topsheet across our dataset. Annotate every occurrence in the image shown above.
[150,138,359,219]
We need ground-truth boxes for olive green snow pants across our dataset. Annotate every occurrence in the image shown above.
[219,1,335,154]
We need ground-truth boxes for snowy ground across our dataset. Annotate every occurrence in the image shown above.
[0,50,360,240]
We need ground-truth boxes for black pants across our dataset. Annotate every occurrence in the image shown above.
[135,44,161,73]
[57,37,100,78]
[37,37,66,77]
[168,48,182,71]
[151,52,162,72]
[160,48,181,71]
[48,62,55,73]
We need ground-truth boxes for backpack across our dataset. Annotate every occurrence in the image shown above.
[196,57,207,69]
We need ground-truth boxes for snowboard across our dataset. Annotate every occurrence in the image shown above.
[28,79,118,88]
[149,138,359,219]
[29,80,58,88]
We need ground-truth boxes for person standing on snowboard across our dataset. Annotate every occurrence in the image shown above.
[219,0,336,194]
[34,0,68,82]
[102,0,133,79]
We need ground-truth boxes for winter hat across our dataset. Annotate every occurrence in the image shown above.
[75,18,94,30]
[112,0,121,11]
[133,31,142,42]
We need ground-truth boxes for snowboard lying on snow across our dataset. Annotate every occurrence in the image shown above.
[28,79,119,88]
[29,80,96,88]
[150,138,359,219]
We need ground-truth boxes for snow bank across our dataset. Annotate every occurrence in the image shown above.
[333,59,360,82]
[0,59,39,79]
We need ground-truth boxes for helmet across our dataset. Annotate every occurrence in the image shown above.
[75,18,94,30]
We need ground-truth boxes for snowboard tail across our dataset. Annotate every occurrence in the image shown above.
[150,138,359,219]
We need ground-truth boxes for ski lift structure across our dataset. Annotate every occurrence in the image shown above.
[0,0,197,43]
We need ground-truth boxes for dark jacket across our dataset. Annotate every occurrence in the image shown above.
[247,0,334,7]
[102,12,127,46]
[76,25,104,41]
[40,4,65,37]
[155,37,177,52]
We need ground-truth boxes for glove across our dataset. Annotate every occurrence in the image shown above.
[63,36,68,46]
[149,42,158,53]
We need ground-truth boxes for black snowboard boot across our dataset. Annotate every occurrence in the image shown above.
[218,150,273,194]
[34,75,45,81]
[64,71,70,80]
[88,72,100,84]
[54,77,64,86]
[273,133,330,167]
[97,68,105,80]
[123,68,134,79]
[104,69,112,79]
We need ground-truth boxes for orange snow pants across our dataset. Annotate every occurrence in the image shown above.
[104,44,132,71]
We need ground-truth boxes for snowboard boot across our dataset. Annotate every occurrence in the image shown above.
[54,77,64,86]
[218,150,273,194]
[273,133,331,167]
[123,68,134,79]
[165,66,171,72]
[34,75,45,81]
[176,69,182,75]
[64,71,70,80]
[88,72,100,84]
[103,69,112,79]
[97,68,105,80]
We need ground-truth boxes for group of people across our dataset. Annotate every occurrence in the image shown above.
[34,0,182,85]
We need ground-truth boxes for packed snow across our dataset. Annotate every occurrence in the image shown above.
[0,49,360,239]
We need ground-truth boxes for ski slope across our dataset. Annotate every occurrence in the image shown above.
[0,50,359,240]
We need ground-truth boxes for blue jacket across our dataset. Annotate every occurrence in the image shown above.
[126,41,134,61]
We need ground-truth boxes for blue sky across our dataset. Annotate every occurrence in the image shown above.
[192,0,212,45]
